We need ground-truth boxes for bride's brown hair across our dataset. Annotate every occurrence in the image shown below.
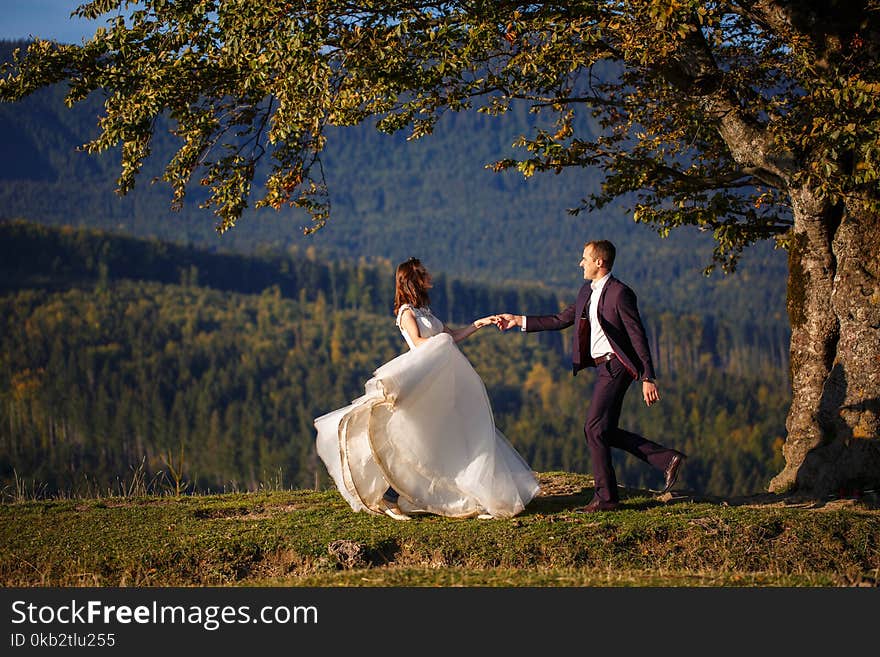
[394,257,432,315]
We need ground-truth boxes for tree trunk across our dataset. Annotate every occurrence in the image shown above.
[770,188,880,495]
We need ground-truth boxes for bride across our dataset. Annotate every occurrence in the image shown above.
[314,257,539,520]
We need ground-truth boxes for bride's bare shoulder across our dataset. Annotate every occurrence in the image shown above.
[396,304,415,326]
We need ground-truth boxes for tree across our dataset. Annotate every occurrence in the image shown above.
[2,0,878,495]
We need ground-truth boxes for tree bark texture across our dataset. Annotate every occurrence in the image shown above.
[770,188,880,494]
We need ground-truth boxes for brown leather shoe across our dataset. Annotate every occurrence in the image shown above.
[574,499,620,513]
[662,453,686,493]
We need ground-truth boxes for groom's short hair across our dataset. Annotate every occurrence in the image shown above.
[585,240,616,269]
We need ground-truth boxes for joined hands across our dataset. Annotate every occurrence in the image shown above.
[495,313,521,331]
[473,314,522,331]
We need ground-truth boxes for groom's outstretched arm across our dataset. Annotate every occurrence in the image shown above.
[498,305,575,332]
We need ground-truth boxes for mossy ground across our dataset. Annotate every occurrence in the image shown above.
[3,473,878,587]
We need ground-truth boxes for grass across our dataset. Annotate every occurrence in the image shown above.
[2,472,878,587]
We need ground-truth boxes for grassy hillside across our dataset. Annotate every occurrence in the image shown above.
[2,473,878,587]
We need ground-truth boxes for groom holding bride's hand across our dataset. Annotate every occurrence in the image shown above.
[496,239,685,512]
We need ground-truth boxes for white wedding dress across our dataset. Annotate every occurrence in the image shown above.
[314,305,539,518]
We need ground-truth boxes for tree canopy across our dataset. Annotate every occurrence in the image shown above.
[2,1,876,269]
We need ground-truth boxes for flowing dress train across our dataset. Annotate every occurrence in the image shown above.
[314,305,539,518]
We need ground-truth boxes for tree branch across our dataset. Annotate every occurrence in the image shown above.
[657,17,795,187]
[726,0,794,36]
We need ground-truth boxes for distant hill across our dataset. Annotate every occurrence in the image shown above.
[0,221,789,497]
[0,39,788,328]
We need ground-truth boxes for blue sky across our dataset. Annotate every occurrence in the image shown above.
[1,1,103,43]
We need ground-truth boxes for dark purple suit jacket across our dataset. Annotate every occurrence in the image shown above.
[526,275,657,380]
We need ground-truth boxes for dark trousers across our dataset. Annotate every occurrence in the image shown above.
[585,358,677,503]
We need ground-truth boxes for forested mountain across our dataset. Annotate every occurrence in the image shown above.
[1,222,788,497]
[0,39,788,328]
[0,37,792,499]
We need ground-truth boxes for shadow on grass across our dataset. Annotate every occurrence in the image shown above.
[529,469,880,514]
[527,470,696,515]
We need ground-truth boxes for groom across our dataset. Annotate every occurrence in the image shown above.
[498,240,685,512]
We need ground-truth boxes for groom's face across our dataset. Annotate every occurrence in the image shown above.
[580,246,601,280]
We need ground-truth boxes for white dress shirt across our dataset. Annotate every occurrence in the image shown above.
[588,273,613,358]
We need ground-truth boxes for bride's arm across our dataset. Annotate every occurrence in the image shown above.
[399,308,432,348]
[444,316,499,343]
